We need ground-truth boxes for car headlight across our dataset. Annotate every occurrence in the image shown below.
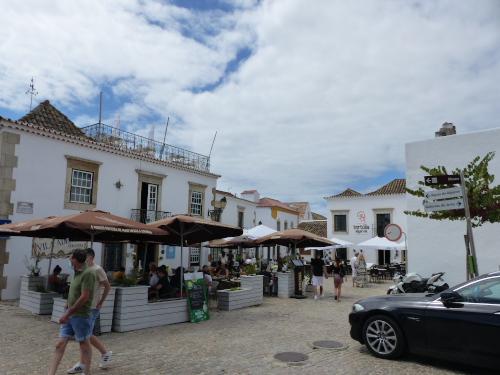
[352,303,365,312]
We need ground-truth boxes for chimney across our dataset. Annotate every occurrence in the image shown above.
[241,190,260,203]
[435,122,456,138]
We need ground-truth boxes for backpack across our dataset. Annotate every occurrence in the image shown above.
[339,264,346,278]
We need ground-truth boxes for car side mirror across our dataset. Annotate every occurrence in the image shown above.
[440,291,462,303]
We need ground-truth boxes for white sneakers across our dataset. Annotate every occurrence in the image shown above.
[320,294,325,299]
[67,350,111,374]
[100,351,112,368]
[314,295,318,301]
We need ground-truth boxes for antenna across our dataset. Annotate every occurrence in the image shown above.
[160,117,169,160]
[98,92,102,125]
[26,77,38,111]
[208,131,217,158]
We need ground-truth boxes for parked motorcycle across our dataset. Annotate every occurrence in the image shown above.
[387,271,448,294]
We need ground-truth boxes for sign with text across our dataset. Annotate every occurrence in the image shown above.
[185,278,209,323]
[16,202,33,214]
[165,245,176,259]
[424,175,461,186]
[424,186,463,200]
[423,198,464,212]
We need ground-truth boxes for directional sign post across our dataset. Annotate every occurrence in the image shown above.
[423,198,464,213]
[424,186,463,201]
[424,175,461,186]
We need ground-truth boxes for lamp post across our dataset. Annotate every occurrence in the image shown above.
[208,197,227,222]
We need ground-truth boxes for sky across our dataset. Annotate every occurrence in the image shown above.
[1,0,499,216]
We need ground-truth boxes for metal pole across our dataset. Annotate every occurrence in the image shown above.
[180,223,184,298]
[45,238,55,291]
[460,173,478,276]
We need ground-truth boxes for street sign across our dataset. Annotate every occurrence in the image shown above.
[424,186,462,200]
[424,175,461,186]
[384,224,402,242]
[423,198,464,212]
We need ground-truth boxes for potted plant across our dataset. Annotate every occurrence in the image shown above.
[23,248,44,276]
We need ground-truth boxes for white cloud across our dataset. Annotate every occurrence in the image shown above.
[1,0,499,217]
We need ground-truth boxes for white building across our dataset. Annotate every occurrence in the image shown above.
[406,127,500,287]
[0,100,219,300]
[285,202,312,223]
[324,179,407,264]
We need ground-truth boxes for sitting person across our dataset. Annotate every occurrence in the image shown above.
[170,266,184,290]
[149,262,159,287]
[209,261,217,277]
[202,265,212,292]
[151,266,176,299]
[49,265,69,294]
[216,263,229,278]
[258,264,276,293]
[113,266,125,280]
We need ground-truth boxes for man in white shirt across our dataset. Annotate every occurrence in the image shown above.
[350,253,359,287]
[67,248,112,374]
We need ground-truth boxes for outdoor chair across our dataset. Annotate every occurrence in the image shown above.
[369,268,380,283]
[208,281,218,307]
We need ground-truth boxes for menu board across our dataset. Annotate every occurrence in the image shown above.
[185,277,209,323]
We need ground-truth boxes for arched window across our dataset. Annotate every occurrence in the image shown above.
[284,220,288,230]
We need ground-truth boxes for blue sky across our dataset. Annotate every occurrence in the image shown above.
[1,0,499,216]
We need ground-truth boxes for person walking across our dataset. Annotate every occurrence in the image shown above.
[354,253,368,287]
[48,249,95,375]
[310,251,328,300]
[350,253,358,286]
[67,248,112,374]
[330,256,347,302]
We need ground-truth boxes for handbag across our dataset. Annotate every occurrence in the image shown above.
[339,265,346,278]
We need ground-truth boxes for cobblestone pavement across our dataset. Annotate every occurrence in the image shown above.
[0,277,494,375]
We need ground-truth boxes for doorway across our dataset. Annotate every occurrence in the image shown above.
[140,182,158,223]
[378,249,391,265]
[136,243,157,273]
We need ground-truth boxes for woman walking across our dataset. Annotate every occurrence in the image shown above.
[354,253,367,287]
[330,257,347,302]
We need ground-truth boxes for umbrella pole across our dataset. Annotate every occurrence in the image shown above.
[259,245,262,270]
[45,237,55,291]
[180,223,184,299]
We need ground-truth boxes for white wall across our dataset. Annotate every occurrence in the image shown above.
[216,193,257,230]
[405,127,500,287]
[325,194,407,265]
[2,124,218,299]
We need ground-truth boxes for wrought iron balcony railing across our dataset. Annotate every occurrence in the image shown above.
[131,209,172,224]
[81,123,211,173]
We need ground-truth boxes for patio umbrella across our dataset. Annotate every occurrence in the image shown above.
[147,214,243,297]
[0,210,170,288]
[357,236,399,251]
[255,228,337,256]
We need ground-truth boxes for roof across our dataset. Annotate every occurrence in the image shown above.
[365,179,406,196]
[311,212,326,220]
[241,190,257,194]
[216,190,257,205]
[297,221,327,238]
[325,179,406,199]
[18,100,88,138]
[258,197,298,212]
[285,202,309,219]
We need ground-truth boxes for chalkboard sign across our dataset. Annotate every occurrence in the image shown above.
[185,277,209,323]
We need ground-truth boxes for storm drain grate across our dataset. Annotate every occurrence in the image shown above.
[273,352,309,363]
[312,340,344,349]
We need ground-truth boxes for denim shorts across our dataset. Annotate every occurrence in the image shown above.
[59,312,93,342]
[90,309,100,332]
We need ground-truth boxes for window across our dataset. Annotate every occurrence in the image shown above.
[188,182,207,217]
[334,215,347,232]
[238,211,244,228]
[284,221,288,230]
[455,277,500,304]
[70,169,93,203]
[277,220,281,231]
[190,191,203,216]
[190,247,200,265]
[291,221,294,228]
[376,213,391,237]
[64,156,101,210]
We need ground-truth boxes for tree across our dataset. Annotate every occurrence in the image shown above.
[404,152,500,228]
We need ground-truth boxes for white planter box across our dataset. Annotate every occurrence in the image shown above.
[51,286,116,333]
[277,272,294,298]
[19,276,60,315]
[240,275,264,290]
[217,287,263,311]
[111,286,189,333]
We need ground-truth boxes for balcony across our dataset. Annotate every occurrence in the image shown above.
[80,123,211,173]
[131,209,172,224]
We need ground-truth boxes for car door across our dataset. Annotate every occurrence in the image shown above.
[425,275,500,362]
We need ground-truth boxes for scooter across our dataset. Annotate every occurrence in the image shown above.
[387,271,447,294]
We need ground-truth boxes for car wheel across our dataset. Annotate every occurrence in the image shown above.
[363,315,405,359]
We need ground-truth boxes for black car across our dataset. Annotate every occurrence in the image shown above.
[349,271,500,369]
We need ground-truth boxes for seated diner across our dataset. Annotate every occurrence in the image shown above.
[49,265,69,294]
[151,265,176,299]
[216,263,229,279]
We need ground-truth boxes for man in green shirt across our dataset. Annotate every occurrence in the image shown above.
[49,249,95,375]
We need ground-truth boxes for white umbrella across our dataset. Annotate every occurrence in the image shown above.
[244,224,277,239]
[395,241,406,251]
[357,236,399,250]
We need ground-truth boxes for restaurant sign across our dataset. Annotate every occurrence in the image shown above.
[32,238,87,259]
[185,277,209,323]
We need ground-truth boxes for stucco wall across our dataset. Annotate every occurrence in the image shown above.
[405,127,500,287]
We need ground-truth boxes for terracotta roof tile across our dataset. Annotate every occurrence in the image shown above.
[311,212,326,220]
[18,100,88,138]
[297,221,327,238]
[216,190,236,198]
[325,188,362,199]
[365,178,406,196]
[241,190,257,194]
[258,197,298,212]
[285,202,309,218]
